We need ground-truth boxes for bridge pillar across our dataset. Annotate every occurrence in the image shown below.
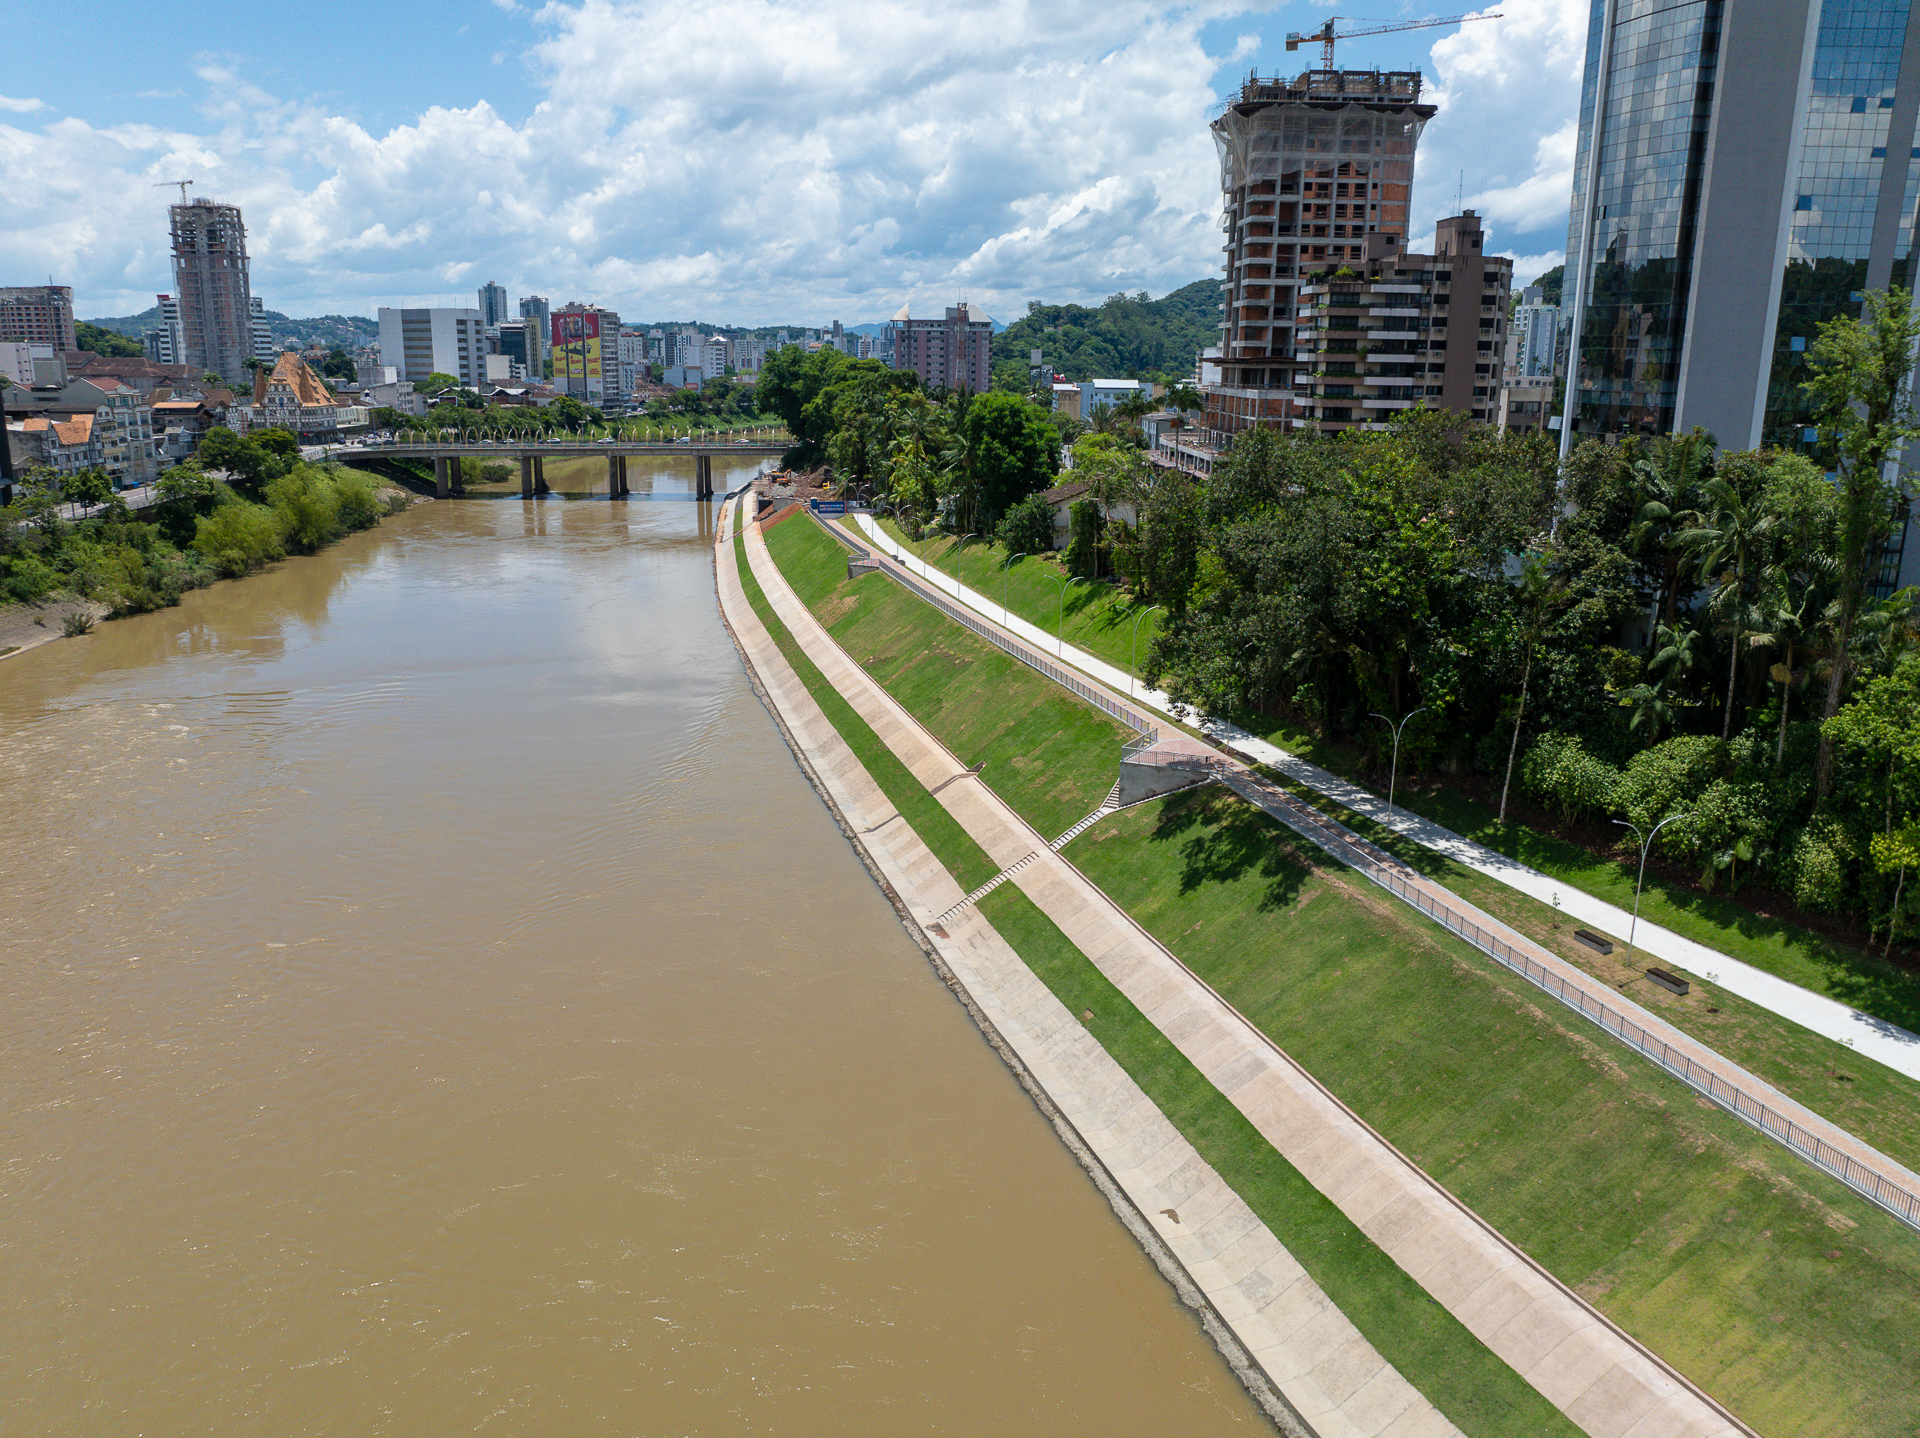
[520,454,534,499]
[608,453,628,499]
[618,455,629,496]
[695,453,712,499]
[534,457,549,495]
[433,455,450,499]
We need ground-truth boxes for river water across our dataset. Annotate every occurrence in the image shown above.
[0,471,1264,1435]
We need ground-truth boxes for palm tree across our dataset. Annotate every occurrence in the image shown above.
[1163,382,1203,431]
[1628,429,1710,628]
[1680,476,1776,738]
[1747,570,1822,768]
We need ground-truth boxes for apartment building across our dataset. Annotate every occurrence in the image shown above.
[518,296,549,374]
[377,307,487,387]
[888,303,992,393]
[168,199,255,386]
[1291,212,1511,432]
[1204,68,1434,438]
[0,285,77,354]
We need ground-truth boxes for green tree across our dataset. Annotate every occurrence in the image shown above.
[1681,475,1776,739]
[1803,286,1920,798]
[417,372,461,398]
[960,392,1059,528]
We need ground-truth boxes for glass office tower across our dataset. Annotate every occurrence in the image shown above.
[1561,0,1920,459]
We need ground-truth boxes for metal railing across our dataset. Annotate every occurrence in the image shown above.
[1215,772,1920,1232]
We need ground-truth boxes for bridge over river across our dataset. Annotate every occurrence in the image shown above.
[338,439,788,498]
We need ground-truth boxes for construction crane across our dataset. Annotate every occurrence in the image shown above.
[153,179,195,204]
[1286,12,1501,70]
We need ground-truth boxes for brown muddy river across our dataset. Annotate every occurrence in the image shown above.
[0,469,1265,1435]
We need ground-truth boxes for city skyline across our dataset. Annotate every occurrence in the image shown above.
[1,0,1582,324]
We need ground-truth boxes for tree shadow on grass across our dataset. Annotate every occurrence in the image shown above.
[1147,785,1313,913]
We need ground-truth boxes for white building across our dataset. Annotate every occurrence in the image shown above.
[377,307,487,387]
[249,296,276,365]
[1051,378,1146,422]
[617,330,650,394]
[1509,286,1559,380]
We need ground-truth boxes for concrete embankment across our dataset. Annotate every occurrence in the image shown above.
[713,494,1466,1438]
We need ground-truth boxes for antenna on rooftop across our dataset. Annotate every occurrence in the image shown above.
[154,179,196,205]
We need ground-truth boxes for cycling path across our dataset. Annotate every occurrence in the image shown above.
[745,505,1749,1438]
[853,514,1920,1084]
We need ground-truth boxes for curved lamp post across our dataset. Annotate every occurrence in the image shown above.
[1001,551,1025,626]
[1611,812,1693,964]
[1367,706,1428,816]
[1130,605,1163,697]
[1045,572,1088,656]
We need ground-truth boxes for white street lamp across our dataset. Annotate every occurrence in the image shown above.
[1611,812,1693,964]
[1367,706,1428,815]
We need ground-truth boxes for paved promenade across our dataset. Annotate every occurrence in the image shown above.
[715,498,1455,1438]
[852,514,1920,1084]
[740,506,1750,1438]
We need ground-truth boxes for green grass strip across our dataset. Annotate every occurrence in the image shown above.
[975,879,1581,1438]
[764,515,1129,840]
[731,529,997,892]
[1249,762,1920,1175]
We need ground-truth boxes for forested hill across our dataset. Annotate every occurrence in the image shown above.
[991,280,1221,387]
[87,307,377,351]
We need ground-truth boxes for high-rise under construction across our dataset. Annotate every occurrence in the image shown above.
[169,198,255,386]
[1204,69,1435,436]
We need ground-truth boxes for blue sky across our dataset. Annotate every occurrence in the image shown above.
[1,0,1583,327]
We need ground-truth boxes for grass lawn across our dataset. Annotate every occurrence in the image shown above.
[734,521,1577,1438]
[1240,715,1920,1038]
[1066,786,1920,1438]
[868,517,1165,679]
[1250,763,1920,1176]
[764,515,1127,841]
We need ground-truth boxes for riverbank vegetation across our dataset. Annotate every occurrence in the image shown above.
[752,507,1920,1436]
[1,426,406,617]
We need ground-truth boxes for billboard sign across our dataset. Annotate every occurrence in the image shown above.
[551,311,603,393]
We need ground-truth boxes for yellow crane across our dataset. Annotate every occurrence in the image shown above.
[153,179,195,204]
[1286,12,1503,70]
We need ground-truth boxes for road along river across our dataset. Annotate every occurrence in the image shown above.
[0,481,1267,1435]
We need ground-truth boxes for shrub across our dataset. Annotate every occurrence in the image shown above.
[265,467,343,553]
[1613,733,1728,838]
[995,492,1056,554]
[332,471,382,533]
[0,554,61,604]
[1787,820,1854,913]
[62,608,94,637]
[1519,732,1621,822]
[192,500,285,573]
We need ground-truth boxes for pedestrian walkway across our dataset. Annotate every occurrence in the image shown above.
[715,497,1456,1438]
[746,506,1751,1438]
[852,515,1920,1083]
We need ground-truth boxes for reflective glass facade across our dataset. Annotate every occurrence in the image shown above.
[1764,0,1917,444]
[1565,0,1723,438]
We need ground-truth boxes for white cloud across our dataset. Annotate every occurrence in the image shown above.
[0,0,1589,324]
[1414,0,1587,258]
[0,94,47,113]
